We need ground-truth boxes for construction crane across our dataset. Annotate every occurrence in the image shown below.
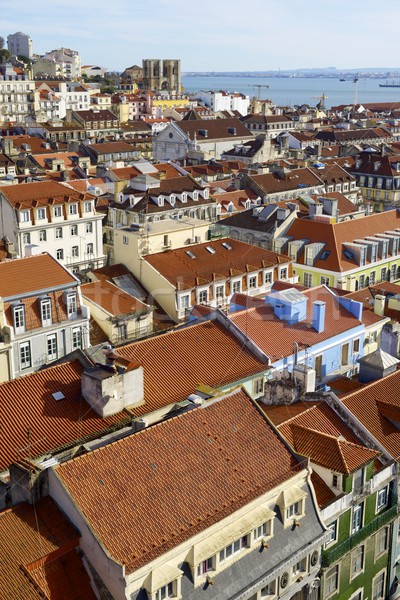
[353,76,359,108]
[249,83,269,100]
[311,93,328,110]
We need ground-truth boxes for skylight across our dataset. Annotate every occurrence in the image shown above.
[206,246,216,254]
[52,391,66,401]
[186,250,196,259]
[222,242,232,250]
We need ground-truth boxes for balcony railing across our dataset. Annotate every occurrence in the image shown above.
[321,502,398,567]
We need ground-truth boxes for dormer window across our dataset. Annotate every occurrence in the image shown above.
[158,196,165,207]
[192,191,198,201]
[84,201,92,212]
[181,193,187,203]
[19,210,30,223]
[40,298,52,327]
[37,208,46,220]
[13,304,25,334]
[169,195,176,206]
[54,206,63,218]
[69,204,78,215]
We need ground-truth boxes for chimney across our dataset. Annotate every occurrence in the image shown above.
[374,294,386,317]
[312,301,326,333]
[81,348,144,417]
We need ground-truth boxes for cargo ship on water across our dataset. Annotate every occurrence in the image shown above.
[379,80,400,87]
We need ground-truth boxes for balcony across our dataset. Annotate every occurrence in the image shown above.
[321,500,398,567]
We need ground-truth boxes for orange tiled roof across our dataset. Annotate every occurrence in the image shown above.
[90,263,132,281]
[230,286,379,361]
[81,279,149,317]
[0,180,95,208]
[0,360,126,471]
[291,424,378,474]
[342,369,400,459]
[116,320,267,416]
[0,497,96,600]
[311,471,336,508]
[285,210,400,272]
[144,238,291,288]
[55,389,299,573]
[0,253,76,298]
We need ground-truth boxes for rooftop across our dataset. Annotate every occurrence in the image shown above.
[81,279,149,317]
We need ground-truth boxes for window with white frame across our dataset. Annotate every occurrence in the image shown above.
[326,521,338,546]
[219,535,248,562]
[292,558,306,576]
[55,227,63,239]
[71,224,78,236]
[39,230,47,242]
[180,294,190,310]
[303,272,313,287]
[332,473,341,490]
[248,275,257,289]
[86,243,93,254]
[56,249,64,260]
[155,582,174,600]
[280,267,288,280]
[20,341,31,369]
[198,289,208,304]
[376,486,388,511]
[286,501,302,520]
[369,271,376,285]
[67,293,78,318]
[351,503,363,534]
[372,571,386,600]
[72,327,82,350]
[375,527,388,557]
[351,545,364,579]
[54,206,63,218]
[321,275,330,285]
[84,201,92,212]
[22,232,31,246]
[86,222,93,234]
[215,284,224,303]
[13,305,25,334]
[232,280,241,294]
[71,246,79,258]
[260,580,276,598]
[197,557,213,577]
[47,333,57,361]
[37,208,46,220]
[69,204,78,215]
[40,298,52,327]
[253,520,272,541]
[19,210,30,222]
[264,271,273,285]
[325,565,339,597]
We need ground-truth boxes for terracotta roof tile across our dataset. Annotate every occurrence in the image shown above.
[0,253,76,298]
[55,389,299,573]
[0,180,95,208]
[311,471,337,508]
[81,279,149,317]
[0,497,95,600]
[116,320,267,416]
[249,168,323,195]
[0,360,126,471]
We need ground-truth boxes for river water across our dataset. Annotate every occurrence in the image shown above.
[181,75,400,108]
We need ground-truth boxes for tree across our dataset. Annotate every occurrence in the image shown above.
[0,49,10,64]
[0,37,4,50]
[17,54,31,68]
[100,85,116,94]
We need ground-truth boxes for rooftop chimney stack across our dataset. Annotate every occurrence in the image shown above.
[312,301,326,333]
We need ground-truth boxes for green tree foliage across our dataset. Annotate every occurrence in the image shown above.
[0,49,11,63]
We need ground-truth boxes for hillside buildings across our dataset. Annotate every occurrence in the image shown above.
[7,31,33,59]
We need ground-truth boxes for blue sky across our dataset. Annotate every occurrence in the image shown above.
[1,0,399,72]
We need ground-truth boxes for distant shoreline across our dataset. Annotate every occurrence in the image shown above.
[182,72,400,80]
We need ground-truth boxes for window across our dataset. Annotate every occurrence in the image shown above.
[261,581,276,598]
[155,582,174,600]
[86,222,93,234]
[253,378,264,396]
[180,295,190,310]
[264,271,273,285]
[86,243,93,254]
[359,274,365,289]
[20,341,31,370]
[22,232,31,246]
[292,559,306,575]
[376,487,388,511]
[117,323,128,341]
[219,535,248,562]
[369,271,376,285]
[326,521,338,546]
[54,206,63,218]
[199,290,208,304]
[69,204,78,215]
[351,545,365,579]
[321,275,330,285]
[13,305,25,334]
[248,275,257,289]
[39,230,47,242]
[286,501,301,519]
[353,338,360,354]
[55,227,63,239]
[47,334,57,360]
[372,571,386,600]
[72,327,82,349]
[351,503,364,534]
[280,267,288,280]
[197,557,213,577]
[67,293,78,317]
[325,565,339,597]
[123,235,129,245]
[71,246,79,258]
[41,299,52,326]
[332,474,341,490]
[215,285,224,302]
[232,280,241,294]
[375,527,388,557]
[56,249,64,260]
[71,225,78,236]
[20,210,30,222]
[254,520,271,540]
[84,201,92,212]
[303,272,313,287]
[37,208,46,220]
[380,267,387,282]
[353,468,365,492]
